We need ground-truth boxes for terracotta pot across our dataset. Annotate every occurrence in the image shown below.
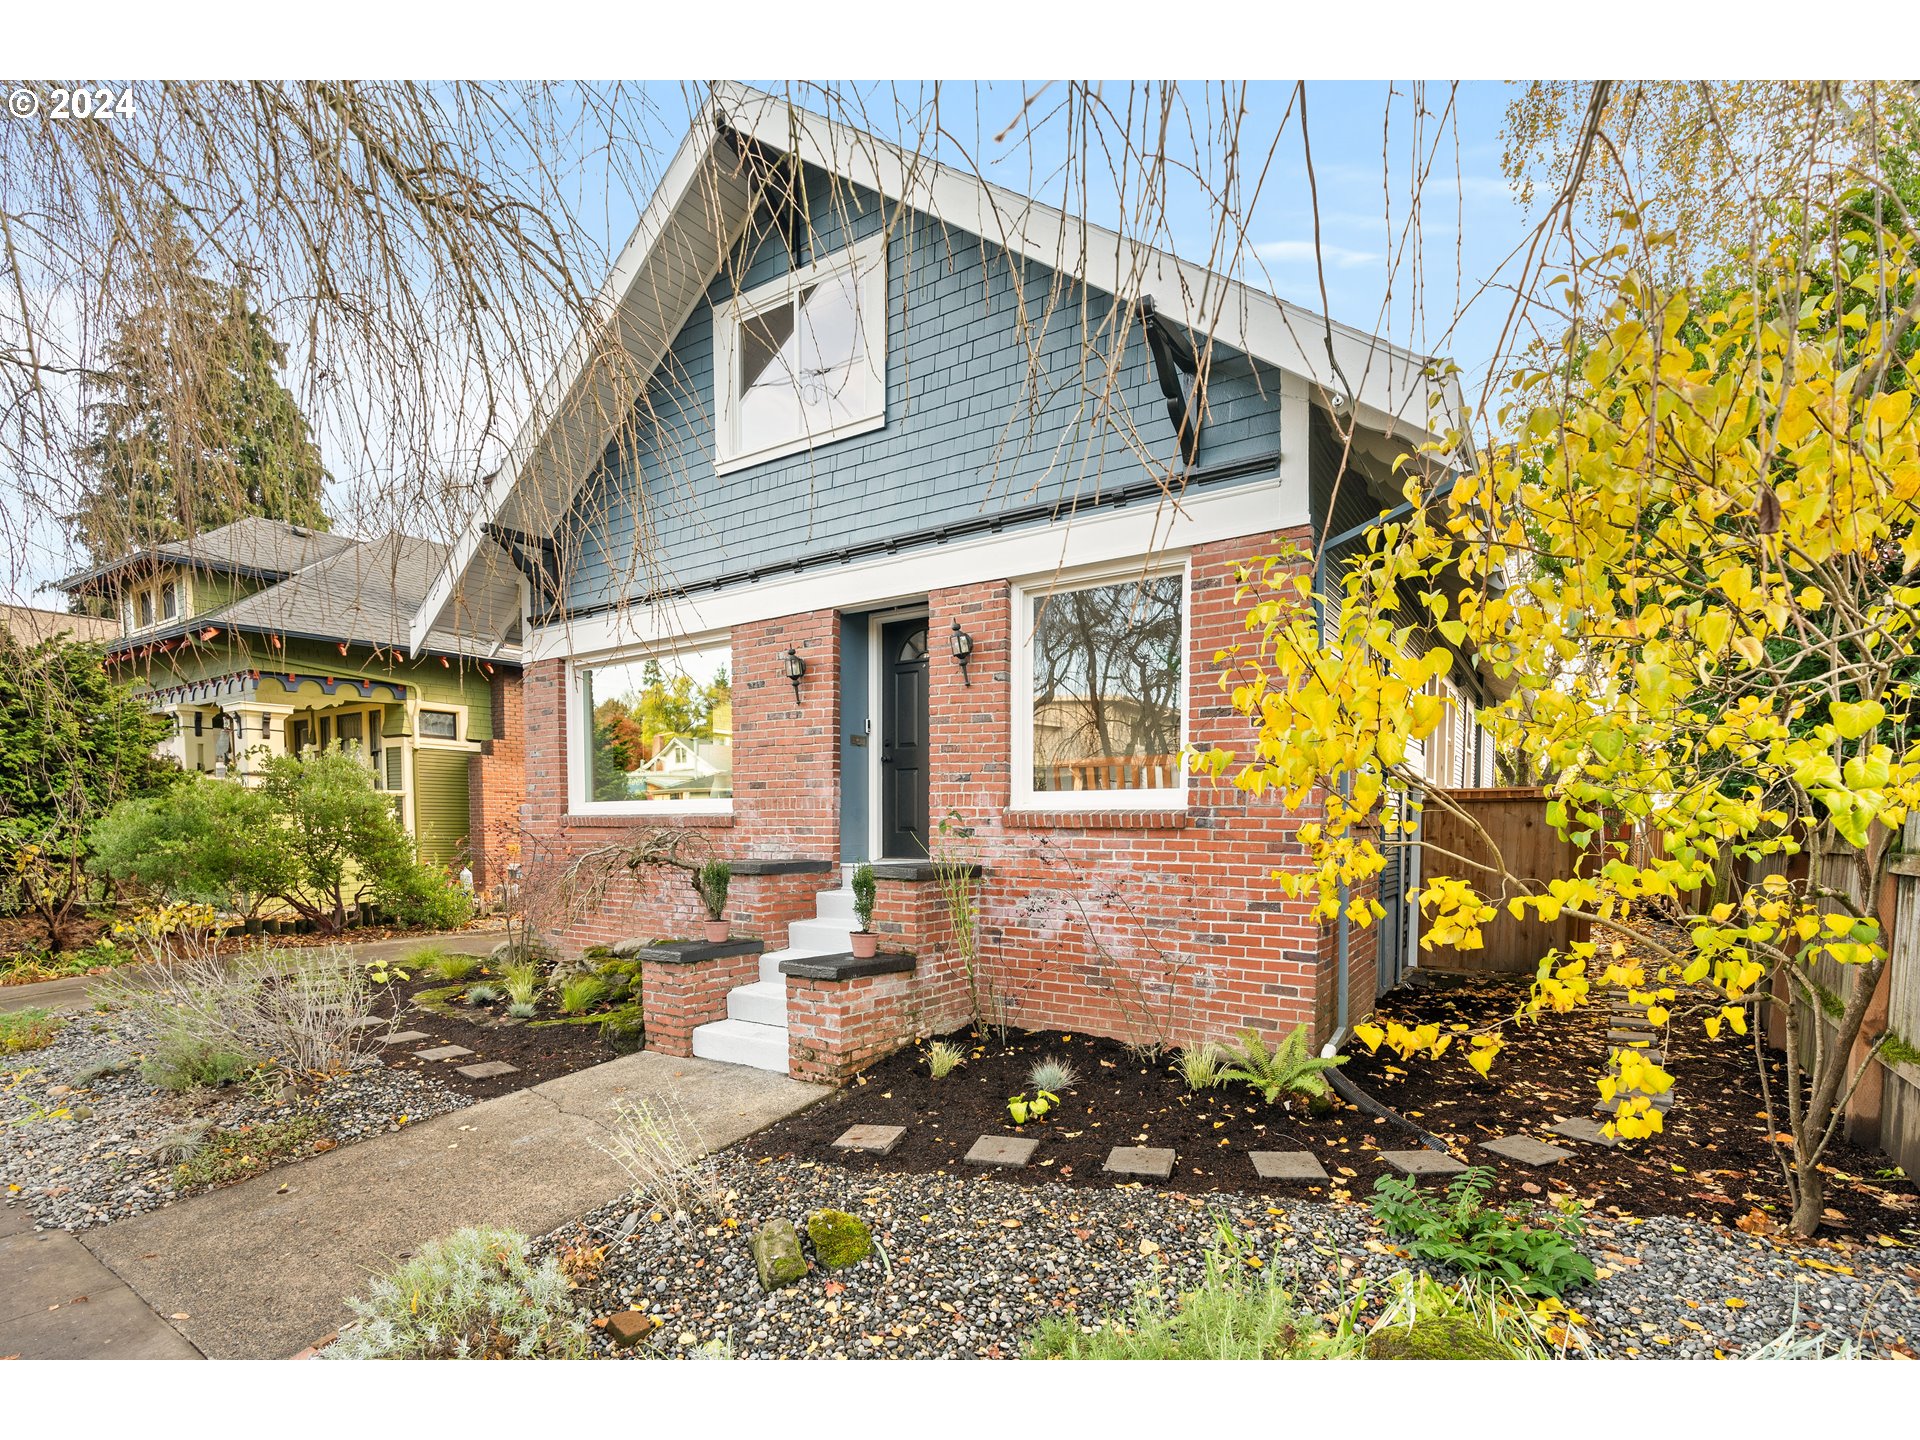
[702,918,731,943]
[850,931,879,959]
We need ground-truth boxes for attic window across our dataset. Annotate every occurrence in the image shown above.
[160,580,178,619]
[714,230,885,473]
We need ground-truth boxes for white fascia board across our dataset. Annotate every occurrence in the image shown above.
[410,94,730,653]
[526,471,1299,665]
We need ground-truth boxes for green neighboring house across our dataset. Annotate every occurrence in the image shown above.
[57,517,526,880]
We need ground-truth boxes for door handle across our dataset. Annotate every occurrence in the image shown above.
[880,744,894,765]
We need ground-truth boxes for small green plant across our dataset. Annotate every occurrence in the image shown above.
[327,1227,591,1359]
[694,859,731,921]
[1175,1042,1224,1091]
[364,956,411,985]
[1363,1272,1548,1359]
[150,1121,213,1167]
[466,985,501,1007]
[502,961,540,1007]
[1370,1166,1596,1299]
[851,862,877,932]
[142,1029,258,1092]
[173,1114,326,1189]
[1218,1024,1345,1104]
[73,1057,135,1086]
[0,1007,64,1054]
[429,952,482,983]
[1027,1221,1364,1359]
[925,1039,966,1078]
[1007,1089,1059,1125]
[558,974,609,1015]
[1028,1055,1079,1092]
[507,1000,537,1020]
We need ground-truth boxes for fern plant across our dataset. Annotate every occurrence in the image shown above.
[1217,1024,1345,1103]
[1370,1167,1595,1299]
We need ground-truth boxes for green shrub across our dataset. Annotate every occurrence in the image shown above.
[173,1114,325,1189]
[694,858,731,920]
[0,1007,64,1054]
[378,863,474,931]
[558,974,609,1015]
[806,1209,873,1268]
[1027,1226,1363,1360]
[90,773,295,918]
[142,1028,258,1091]
[1370,1167,1595,1298]
[1218,1024,1345,1104]
[851,862,877,931]
[327,1227,591,1359]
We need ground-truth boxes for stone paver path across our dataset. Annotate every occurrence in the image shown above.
[412,1044,474,1061]
[1549,1115,1620,1148]
[456,1060,519,1080]
[1103,1146,1176,1179]
[964,1135,1038,1169]
[1249,1150,1327,1181]
[75,1051,828,1359]
[832,1123,907,1156]
[1480,1135,1573,1167]
[1379,1149,1467,1177]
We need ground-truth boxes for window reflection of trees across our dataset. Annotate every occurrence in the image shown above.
[1030,576,1181,790]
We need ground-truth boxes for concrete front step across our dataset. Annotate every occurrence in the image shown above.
[788,917,859,952]
[727,978,789,1027]
[691,1017,790,1073]
[814,887,858,922]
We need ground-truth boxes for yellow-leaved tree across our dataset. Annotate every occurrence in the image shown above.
[1199,217,1920,1237]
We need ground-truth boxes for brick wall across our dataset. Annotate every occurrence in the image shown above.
[468,668,526,888]
[520,522,1371,1074]
[640,947,765,1057]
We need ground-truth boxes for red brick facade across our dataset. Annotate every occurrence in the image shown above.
[520,523,1380,1079]
[641,946,766,1057]
[468,669,526,888]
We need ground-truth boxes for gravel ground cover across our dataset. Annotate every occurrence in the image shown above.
[538,1156,1920,1360]
[0,1011,468,1232]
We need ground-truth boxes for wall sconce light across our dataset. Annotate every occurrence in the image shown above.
[950,619,974,687]
[783,646,807,703]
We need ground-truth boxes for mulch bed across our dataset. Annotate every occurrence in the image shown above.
[367,973,635,1102]
[749,973,1920,1244]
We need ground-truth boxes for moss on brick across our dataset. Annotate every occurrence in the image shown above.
[805,1208,873,1269]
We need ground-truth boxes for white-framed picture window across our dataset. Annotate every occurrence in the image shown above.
[572,638,734,814]
[1013,561,1189,810]
[712,230,886,474]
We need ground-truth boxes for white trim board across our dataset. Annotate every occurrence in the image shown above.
[528,471,1295,664]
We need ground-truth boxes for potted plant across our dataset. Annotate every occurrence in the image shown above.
[695,859,731,942]
[850,862,878,958]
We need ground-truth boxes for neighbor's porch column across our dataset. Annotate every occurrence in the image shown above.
[226,703,295,783]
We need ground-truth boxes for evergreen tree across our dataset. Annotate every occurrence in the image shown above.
[69,223,331,564]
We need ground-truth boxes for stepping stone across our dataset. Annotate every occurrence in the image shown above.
[1607,1029,1656,1045]
[1103,1146,1176,1180]
[455,1060,520,1080]
[832,1123,906,1156]
[1250,1150,1328,1181]
[348,1016,384,1029]
[1378,1149,1468,1177]
[1549,1115,1621,1149]
[1480,1135,1573,1167]
[413,1044,475,1061]
[964,1134,1039,1169]
[378,1030,429,1046]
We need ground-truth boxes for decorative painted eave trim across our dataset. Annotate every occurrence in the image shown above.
[136,669,411,709]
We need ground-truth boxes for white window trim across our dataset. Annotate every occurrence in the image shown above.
[1011,556,1192,813]
[566,635,735,817]
[414,704,469,747]
[711,229,887,476]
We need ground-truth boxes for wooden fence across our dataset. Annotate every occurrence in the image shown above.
[1417,787,1594,975]
[1845,818,1920,1179]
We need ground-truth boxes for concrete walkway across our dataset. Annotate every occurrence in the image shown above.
[0,928,504,1015]
[77,1051,828,1359]
[0,1199,201,1358]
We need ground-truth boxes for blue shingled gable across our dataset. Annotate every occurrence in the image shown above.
[555,164,1286,615]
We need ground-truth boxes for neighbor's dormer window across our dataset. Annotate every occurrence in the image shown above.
[136,590,153,627]
[713,230,885,473]
[160,580,178,619]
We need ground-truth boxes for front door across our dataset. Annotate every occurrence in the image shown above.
[878,618,929,858]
